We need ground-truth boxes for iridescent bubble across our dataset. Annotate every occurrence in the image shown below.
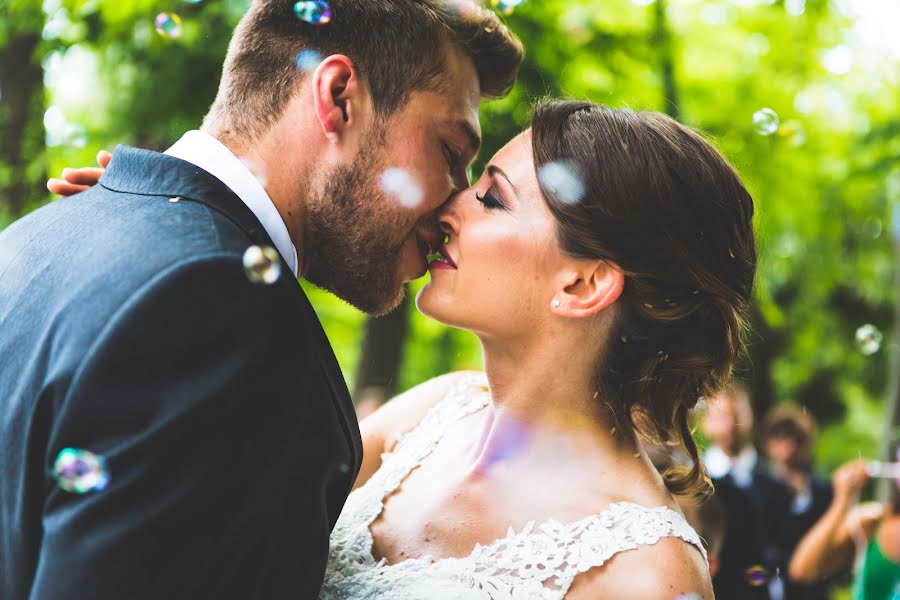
[537,161,586,204]
[380,168,424,209]
[492,0,524,14]
[295,49,323,73]
[446,0,483,20]
[293,0,332,25]
[752,108,780,136]
[855,324,883,356]
[744,565,770,587]
[53,448,110,494]
[243,245,282,285]
[154,13,183,39]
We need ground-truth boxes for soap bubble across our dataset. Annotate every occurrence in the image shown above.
[295,49,323,72]
[154,13,183,39]
[294,0,332,25]
[855,324,883,356]
[243,245,282,285]
[752,108,780,136]
[492,0,525,14]
[744,565,770,587]
[380,168,424,209]
[537,161,586,204]
[53,448,110,494]
[446,0,484,19]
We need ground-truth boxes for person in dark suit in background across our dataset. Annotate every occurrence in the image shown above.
[0,1,523,598]
[761,407,835,600]
[703,382,793,599]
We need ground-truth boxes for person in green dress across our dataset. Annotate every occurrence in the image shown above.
[788,447,900,600]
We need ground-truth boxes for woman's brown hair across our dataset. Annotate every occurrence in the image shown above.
[531,100,757,498]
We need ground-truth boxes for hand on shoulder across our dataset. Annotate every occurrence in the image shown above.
[353,370,483,489]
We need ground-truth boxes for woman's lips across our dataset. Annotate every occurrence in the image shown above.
[427,244,457,271]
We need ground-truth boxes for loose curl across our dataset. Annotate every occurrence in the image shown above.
[531,100,757,499]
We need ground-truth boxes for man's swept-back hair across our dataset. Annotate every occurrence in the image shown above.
[205,0,524,139]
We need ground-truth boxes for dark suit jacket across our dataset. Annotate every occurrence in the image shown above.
[0,146,362,599]
[712,475,773,600]
[780,476,835,600]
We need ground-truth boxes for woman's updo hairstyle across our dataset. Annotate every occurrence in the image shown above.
[531,100,756,498]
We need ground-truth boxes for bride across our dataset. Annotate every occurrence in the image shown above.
[53,99,754,599]
[323,99,754,599]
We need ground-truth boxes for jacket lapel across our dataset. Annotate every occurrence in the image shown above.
[100,145,362,466]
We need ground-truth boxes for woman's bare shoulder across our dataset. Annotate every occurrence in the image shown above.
[565,535,712,600]
[363,370,483,449]
[353,371,483,489]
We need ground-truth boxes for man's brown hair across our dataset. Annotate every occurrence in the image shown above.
[205,0,524,139]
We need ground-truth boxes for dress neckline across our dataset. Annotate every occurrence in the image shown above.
[355,373,706,570]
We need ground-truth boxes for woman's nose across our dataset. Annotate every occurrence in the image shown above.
[436,190,464,235]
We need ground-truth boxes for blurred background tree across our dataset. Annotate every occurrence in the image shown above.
[2,0,898,494]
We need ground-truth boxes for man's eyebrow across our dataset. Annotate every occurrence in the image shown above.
[488,164,518,197]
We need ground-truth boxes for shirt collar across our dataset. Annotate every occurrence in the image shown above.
[165,130,299,277]
[704,445,758,487]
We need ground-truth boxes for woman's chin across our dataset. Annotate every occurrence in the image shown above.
[414,283,457,327]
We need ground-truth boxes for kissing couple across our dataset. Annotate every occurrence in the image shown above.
[1,1,756,598]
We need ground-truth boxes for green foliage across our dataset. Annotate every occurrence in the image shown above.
[3,0,899,494]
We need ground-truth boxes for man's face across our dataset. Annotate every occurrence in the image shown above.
[303,45,481,315]
[765,435,803,469]
[702,391,754,456]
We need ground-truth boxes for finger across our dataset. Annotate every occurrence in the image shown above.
[47,179,90,197]
[61,167,104,186]
[96,150,112,168]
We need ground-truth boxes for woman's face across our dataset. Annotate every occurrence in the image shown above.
[416,130,572,339]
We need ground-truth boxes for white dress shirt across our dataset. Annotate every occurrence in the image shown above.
[703,445,758,488]
[165,130,299,277]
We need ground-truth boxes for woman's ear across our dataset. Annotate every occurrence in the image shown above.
[551,259,624,318]
[311,54,369,143]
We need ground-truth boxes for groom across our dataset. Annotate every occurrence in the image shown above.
[0,1,522,598]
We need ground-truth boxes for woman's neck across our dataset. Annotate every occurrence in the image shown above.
[465,336,635,478]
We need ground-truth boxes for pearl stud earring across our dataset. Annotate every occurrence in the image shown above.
[552,299,561,308]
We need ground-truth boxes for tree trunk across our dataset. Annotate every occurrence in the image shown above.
[353,290,410,406]
[652,0,680,120]
[0,30,44,217]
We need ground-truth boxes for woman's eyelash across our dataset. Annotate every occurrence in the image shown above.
[475,188,505,210]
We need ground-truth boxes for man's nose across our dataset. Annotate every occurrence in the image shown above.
[416,216,443,252]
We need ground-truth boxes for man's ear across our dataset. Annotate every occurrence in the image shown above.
[551,259,624,318]
[311,54,368,143]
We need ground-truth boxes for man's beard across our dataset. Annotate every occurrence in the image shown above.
[302,139,414,316]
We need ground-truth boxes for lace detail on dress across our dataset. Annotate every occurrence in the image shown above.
[321,373,707,599]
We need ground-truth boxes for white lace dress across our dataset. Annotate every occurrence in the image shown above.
[320,374,707,599]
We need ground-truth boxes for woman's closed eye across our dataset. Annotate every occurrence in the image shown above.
[475,187,506,210]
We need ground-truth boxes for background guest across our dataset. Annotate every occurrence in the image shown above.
[789,451,900,600]
[761,407,835,599]
[702,383,792,598]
